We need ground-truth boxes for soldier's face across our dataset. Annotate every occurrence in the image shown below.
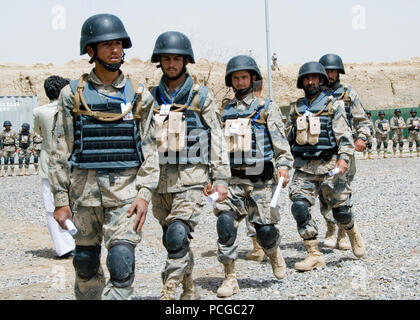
[90,40,123,64]
[231,71,255,91]
[326,69,339,84]
[5,125,10,131]
[411,112,417,117]
[302,74,320,96]
[395,112,401,117]
[160,55,185,80]
[379,114,385,119]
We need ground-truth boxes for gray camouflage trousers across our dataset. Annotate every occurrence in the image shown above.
[213,176,281,264]
[289,169,354,240]
[71,202,141,300]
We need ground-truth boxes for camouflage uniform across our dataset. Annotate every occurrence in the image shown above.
[151,74,230,298]
[214,92,293,264]
[406,115,420,155]
[16,129,33,175]
[32,132,43,174]
[375,118,390,156]
[49,70,159,300]
[390,115,406,154]
[1,129,17,176]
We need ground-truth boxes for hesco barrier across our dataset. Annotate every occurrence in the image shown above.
[0,96,38,130]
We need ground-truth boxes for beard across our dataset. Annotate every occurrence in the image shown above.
[163,65,187,81]
[303,84,320,97]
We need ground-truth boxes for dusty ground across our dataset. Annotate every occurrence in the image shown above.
[1,57,419,109]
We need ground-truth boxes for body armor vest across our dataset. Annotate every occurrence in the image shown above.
[327,85,352,129]
[19,132,30,149]
[408,117,419,132]
[151,84,209,164]
[378,119,389,132]
[69,78,143,170]
[222,97,274,167]
[291,91,337,160]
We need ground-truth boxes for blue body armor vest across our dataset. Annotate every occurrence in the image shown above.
[222,98,274,167]
[291,91,337,160]
[69,79,143,170]
[327,85,352,129]
[152,85,210,164]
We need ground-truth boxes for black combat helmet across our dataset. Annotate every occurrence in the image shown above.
[319,54,346,74]
[297,62,328,89]
[225,55,262,87]
[3,120,12,127]
[21,123,30,130]
[151,31,195,63]
[394,108,401,114]
[378,111,385,116]
[410,108,417,113]
[80,13,132,55]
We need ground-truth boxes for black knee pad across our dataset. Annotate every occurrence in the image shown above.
[4,157,9,165]
[409,142,413,148]
[165,220,190,259]
[106,241,135,288]
[399,141,404,148]
[384,142,388,149]
[393,141,397,148]
[255,224,279,250]
[73,245,101,280]
[162,225,169,250]
[417,141,420,148]
[217,211,238,246]
[291,199,310,228]
[332,206,353,225]
[366,142,372,149]
[18,158,23,165]
[24,157,30,165]
[34,156,39,163]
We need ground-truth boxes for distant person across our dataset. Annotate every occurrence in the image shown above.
[271,53,279,71]
[406,108,419,157]
[375,111,390,158]
[33,75,75,259]
[390,109,406,157]
[1,121,17,176]
[16,123,33,176]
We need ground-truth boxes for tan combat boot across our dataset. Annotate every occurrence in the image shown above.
[2,166,8,177]
[294,239,326,272]
[18,167,23,176]
[24,167,30,176]
[337,225,351,250]
[393,150,397,158]
[180,273,201,300]
[246,236,266,262]
[267,247,286,280]
[363,151,366,159]
[417,151,420,157]
[34,164,39,175]
[399,150,403,158]
[410,151,414,158]
[368,152,373,159]
[345,223,366,259]
[160,279,179,300]
[217,260,239,298]
[10,166,15,176]
[323,222,337,248]
[384,151,388,158]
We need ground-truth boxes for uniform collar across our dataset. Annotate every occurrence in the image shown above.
[231,92,257,107]
[88,69,126,89]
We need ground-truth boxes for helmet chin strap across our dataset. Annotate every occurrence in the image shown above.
[233,82,253,98]
[90,51,126,72]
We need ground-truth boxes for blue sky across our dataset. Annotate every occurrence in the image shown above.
[1,0,419,65]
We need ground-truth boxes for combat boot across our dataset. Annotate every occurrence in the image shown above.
[368,153,373,159]
[363,151,366,159]
[18,167,23,176]
[180,273,201,300]
[160,279,179,300]
[393,150,397,158]
[399,150,403,158]
[410,151,414,158]
[24,167,30,176]
[294,239,326,272]
[10,167,15,176]
[2,166,7,177]
[336,225,351,250]
[417,151,420,157]
[384,151,388,158]
[345,223,366,259]
[34,164,39,175]
[323,222,337,248]
[267,247,286,280]
[246,236,266,262]
[217,260,239,298]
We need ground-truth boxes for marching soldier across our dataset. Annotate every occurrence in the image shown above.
[1,121,17,176]
[150,31,230,300]
[406,108,420,157]
[390,109,406,157]
[318,54,371,250]
[287,62,365,272]
[49,13,160,300]
[375,111,390,158]
[204,55,293,297]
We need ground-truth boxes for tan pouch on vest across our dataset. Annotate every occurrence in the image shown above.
[154,114,169,153]
[168,111,186,152]
[296,115,308,145]
[382,122,389,131]
[225,118,251,152]
[308,116,321,145]
[21,135,29,144]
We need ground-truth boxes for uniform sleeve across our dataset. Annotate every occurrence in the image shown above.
[332,100,355,163]
[134,89,160,203]
[390,117,398,130]
[33,109,41,136]
[348,89,371,140]
[200,91,230,188]
[48,85,74,207]
[266,102,294,171]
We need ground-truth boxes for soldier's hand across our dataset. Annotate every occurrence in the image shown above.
[213,185,228,202]
[53,206,73,230]
[335,159,348,175]
[276,169,290,187]
[203,182,212,197]
[128,198,148,233]
[354,138,367,152]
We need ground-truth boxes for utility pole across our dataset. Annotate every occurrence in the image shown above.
[265,0,273,102]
